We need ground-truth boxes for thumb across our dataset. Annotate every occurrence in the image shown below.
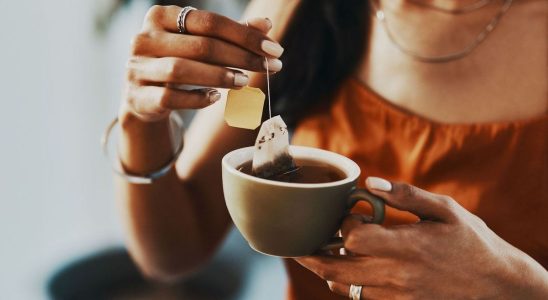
[365,177,460,222]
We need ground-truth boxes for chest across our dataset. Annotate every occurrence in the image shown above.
[357,1,547,124]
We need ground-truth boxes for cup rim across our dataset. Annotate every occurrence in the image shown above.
[222,145,360,189]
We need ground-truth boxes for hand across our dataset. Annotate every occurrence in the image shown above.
[296,177,548,300]
[122,5,283,121]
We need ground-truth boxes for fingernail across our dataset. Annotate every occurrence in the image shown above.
[264,58,282,72]
[264,18,272,30]
[261,40,284,57]
[207,89,221,103]
[234,73,249,87]
[366,177,392,192]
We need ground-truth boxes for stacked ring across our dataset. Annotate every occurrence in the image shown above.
[177,6,197,34]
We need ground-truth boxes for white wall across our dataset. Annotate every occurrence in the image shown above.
[0,0,285,299]
[0,0,126,298]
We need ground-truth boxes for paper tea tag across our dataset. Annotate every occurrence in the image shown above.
[224,86,265,130]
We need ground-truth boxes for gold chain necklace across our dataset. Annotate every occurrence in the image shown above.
[370,0,513,63]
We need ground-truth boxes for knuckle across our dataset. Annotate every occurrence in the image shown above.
[343,229,363,252]
[191,37,214,60]
[393,268,412,288]
[125,68,137,82]
[242,29,257,46]
[130,32,150,55]
[124,86,138,109]
[399,184,417,199]
[163,58,181,81]
[125,57,142,82]
[199,12,220,33]
[158,88,173,109]
[244,53,260,70]
[144,5,164,23]
[438,195,457,212]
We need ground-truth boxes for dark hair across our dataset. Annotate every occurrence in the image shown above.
[271,0,370,126]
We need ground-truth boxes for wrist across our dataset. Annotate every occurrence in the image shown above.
[116,105,177,175]
[118,103,170,131]
[498,245,548,299]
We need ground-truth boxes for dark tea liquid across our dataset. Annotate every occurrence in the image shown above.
[238,159,346,183]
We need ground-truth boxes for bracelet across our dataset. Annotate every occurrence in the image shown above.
[101,112,185,184]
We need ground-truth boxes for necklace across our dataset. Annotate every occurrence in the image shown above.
[370,0,513,63]
[408,0,493,14]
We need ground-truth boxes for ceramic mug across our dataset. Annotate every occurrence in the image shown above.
[222,145,385,257]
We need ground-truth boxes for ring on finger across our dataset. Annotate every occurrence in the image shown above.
[177,6,197,34]
[349,284,363,300]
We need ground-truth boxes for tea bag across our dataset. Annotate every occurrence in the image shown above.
[252,115,297,179]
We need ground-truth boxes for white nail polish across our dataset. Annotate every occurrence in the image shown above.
[264,58,282,72]
[366,177,392,192]
[261,40,284,57]
[234,73,249,87]
[208,90,221,103]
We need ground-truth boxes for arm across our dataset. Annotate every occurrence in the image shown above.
[297,178,548,299]
[116,1,296,281]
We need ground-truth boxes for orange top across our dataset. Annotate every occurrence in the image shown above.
[286,78,548,300]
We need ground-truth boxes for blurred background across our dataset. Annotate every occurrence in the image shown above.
[0,0,286,299]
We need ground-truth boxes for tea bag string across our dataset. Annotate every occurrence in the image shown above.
[265,57,272,119]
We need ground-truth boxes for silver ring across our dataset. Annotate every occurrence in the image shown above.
[177,6,196,34]
[349,284,363,300]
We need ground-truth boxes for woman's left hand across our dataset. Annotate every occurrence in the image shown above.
[296,177,548,300]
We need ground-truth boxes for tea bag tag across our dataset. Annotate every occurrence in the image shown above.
[224,86,265,130]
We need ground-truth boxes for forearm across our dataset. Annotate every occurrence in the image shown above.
[116,111,227,280]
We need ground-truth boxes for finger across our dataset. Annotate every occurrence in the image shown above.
[340,216,408,257]
[340,214,369,238]
[242,17,272,33]
[127,57,250,88]
[143,6,283,57]
[294,256,395,286]
[126,85,220,117]
[131,32,282,73]
[366,177,460,222]
[327,281,409,300]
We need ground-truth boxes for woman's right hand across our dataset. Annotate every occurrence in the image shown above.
[122,5,284,122]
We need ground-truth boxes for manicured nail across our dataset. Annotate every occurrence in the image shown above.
[207,89,221,103]
[261,40,284,57]
[264,18,272,30]
[366,177,392,192]
[264,58,282,72]
[234,73,249,87]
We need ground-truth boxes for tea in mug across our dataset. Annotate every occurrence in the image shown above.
[238,159,345,184]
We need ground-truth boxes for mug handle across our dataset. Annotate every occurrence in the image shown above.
[321,188,386,250]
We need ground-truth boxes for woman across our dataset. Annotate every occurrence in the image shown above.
[115,0,548,299]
